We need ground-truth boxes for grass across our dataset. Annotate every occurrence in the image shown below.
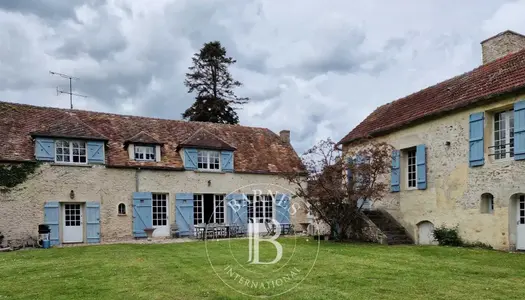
[1,238,525,299]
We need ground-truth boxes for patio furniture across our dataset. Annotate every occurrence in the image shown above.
[265,221,276,236]
[194,224,206,240]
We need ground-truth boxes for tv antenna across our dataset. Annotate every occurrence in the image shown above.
[49,71,87,109]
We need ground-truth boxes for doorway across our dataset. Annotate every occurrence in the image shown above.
[63,203,83,243]
[152,193,169,237]
[517,195,525,250]
[417,221,436,245]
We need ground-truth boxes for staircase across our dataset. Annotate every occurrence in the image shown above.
[364,210,413,245]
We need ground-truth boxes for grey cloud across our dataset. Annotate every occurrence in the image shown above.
[0,0,104,21]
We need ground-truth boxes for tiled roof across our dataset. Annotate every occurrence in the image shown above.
[0,102,304,174]
[30,113,108,140]
[178,128,236,151]
[339,48,525,145]
[125,131,163,145]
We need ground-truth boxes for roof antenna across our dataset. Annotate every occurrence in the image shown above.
[49,71,87,109]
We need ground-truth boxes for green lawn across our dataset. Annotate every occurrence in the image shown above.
[1,238,525,300]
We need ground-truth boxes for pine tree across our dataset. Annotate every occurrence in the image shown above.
[183,41,248,124]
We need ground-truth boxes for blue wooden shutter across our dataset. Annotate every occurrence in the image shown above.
[175,193,194,236]
[275,194,290,224]
[87,141,105,164]
[514,101,525,160]
[469,112,484,167]
[35,138,55,161]
[86,202,101,243]
[391,150,400,192]
[183,148,198,170]
[416,144,427,190]
[221,151,234,172]
[132,192,152,238]
[44,202,60,246]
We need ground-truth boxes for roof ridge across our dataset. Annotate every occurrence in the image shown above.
[0,101,272,132]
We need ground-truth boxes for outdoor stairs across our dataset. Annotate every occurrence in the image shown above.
[364,210,413,245]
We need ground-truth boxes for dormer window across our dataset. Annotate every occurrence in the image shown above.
[134,145,156,161]
[55,140,87,164]
[197,150,220,171]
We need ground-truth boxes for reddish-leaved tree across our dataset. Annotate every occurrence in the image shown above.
[284,139,393,240]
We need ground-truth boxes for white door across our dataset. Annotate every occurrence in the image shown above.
[418,221,435,245]
[517,196,525,250]
[248,195,274,234]
[63,203,83,243]
[152,193,169,237]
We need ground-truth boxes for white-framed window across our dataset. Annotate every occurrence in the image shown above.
[197,150,220,171]
[480,193,494,214]
[193,194,203,225]
[55,140,87,164]
[152,193,168,227]
[247,195,273,223]
[493,110,514,160]
[407,149,417,189]
[214,195,225,224]
[134,145,155,161]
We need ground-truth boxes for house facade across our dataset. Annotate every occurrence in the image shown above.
[0,102,307,246]
[339,30,525,250]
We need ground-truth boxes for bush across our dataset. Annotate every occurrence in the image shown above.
[463,241,493,250]
[433,225,463,246]
[432,225,493,250]
[0,232,4,246]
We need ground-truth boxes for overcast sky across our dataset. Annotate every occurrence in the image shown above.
[2,0,525,153]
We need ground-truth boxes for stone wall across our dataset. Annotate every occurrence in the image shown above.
[0,165,308,244]
[344,92,525,250]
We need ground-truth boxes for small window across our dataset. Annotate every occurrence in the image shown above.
[118,203,126,215]
[406,149,417,189]
[197,150,220,171]
[135,145,155,161]
[55,140,87,164]
[481,193,494,214]
[493,110,514,160]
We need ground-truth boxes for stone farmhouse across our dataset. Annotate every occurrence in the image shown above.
[339,30,525,250]
[0,102,307,246]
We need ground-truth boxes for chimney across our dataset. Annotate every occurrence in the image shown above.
[279,130,290,143]
[481,30,525,64]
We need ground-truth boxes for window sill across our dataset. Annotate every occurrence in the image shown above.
[118,213,127,216]
[194,170,225,174]
[50,163,93,168]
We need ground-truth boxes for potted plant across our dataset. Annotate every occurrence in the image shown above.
[143,228,156,241]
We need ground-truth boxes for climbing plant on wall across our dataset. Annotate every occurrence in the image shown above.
[0,162,40,191]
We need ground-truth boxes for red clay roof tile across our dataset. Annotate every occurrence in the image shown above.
[0,102,304,174]
[339,48,525,145]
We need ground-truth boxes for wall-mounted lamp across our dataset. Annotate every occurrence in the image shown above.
[208,180,211,187]
[445,141,451,146]
[69,190,75,199]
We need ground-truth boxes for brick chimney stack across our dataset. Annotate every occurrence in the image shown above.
[481,30,525,64]
[279,130,290,143]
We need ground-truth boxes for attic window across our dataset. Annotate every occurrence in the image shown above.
[55,140,87,164]
[134,145,155,161]
[197,150,220,171]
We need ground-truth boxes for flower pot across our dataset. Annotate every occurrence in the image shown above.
[144,227,156,241]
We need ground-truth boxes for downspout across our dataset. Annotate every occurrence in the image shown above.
[135,167,141,192]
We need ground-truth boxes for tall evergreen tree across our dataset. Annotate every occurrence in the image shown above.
[183,41,248,124]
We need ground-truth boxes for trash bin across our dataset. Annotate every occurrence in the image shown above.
[38,224,50,249]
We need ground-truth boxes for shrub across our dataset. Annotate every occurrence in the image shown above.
[0,232,4,246]
[463,241,493,250]
[433,225,463,246]
[432,225,493,250]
